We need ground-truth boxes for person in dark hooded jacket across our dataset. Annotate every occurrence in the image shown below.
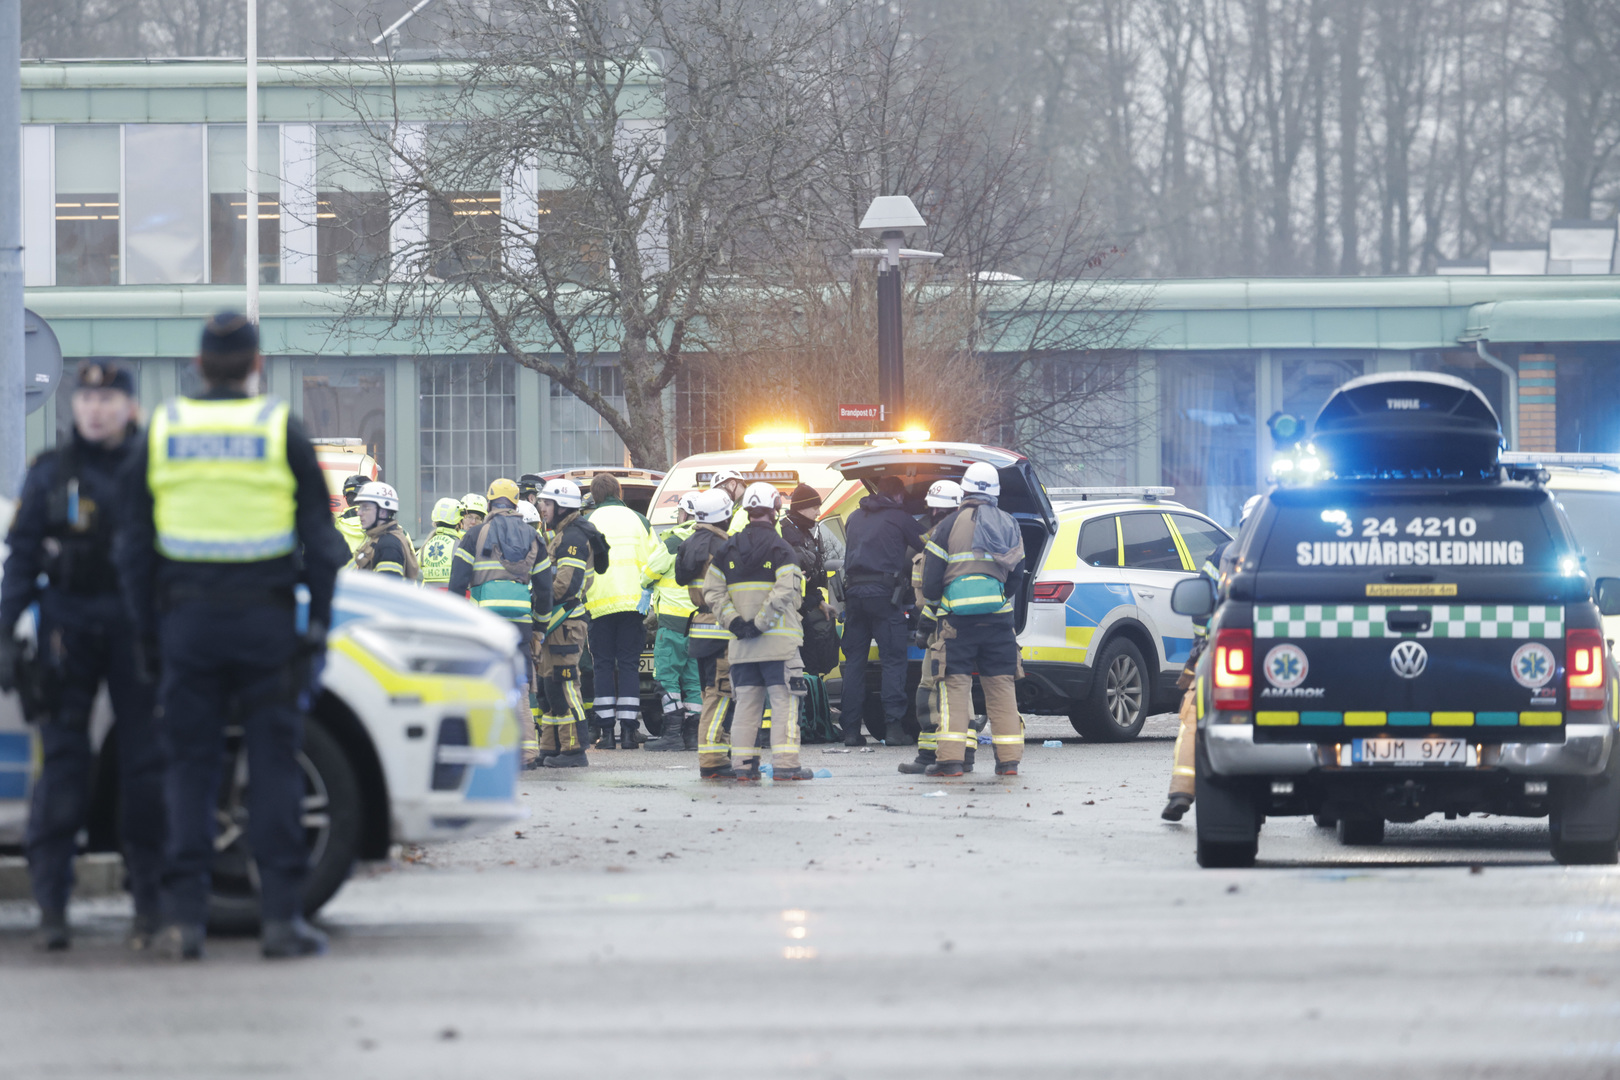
[838,475,925,746]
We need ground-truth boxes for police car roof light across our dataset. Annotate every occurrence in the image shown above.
[1045,486,1175,500]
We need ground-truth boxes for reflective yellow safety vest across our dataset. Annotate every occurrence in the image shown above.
[583,500,656,618]
[642,521,697,619]
[418,526,460,588]
[148,396,297,562]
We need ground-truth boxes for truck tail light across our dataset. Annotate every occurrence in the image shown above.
[1567,628,1606,710]
[1212,628,1253,711]
[1031,580,1074,603]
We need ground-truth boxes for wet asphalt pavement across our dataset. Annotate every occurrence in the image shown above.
[4,712,1619,1078]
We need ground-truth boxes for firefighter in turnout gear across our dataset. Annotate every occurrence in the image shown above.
[0,361,165,953]
[449,478,548,767]
[1161,494,1254,821]
[115,312,348,960]
[677,489,737,778]
[532,478,605,768]
[349,482,419,581]
[418,497,463,589]
[899,480,971,775]
[334,474,367,553]
[641,492,702,752]
[919,461,1028,778]
[703,482,814,782]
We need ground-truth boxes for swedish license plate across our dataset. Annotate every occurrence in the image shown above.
[638,656,655,675]
[1340,738,1476,767]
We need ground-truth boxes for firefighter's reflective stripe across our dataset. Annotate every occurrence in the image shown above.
[148,396,296,562]
[940,573,1011,615]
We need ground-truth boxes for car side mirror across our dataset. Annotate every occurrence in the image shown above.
[1171,576,1216,618]
[1596,577,1620,617]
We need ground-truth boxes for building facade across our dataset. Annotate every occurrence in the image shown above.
[21,62,1620,534]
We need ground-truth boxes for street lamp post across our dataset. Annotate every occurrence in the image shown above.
[853,196,941,430]
[246,0,258,323]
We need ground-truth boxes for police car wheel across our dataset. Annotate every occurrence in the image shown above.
[206,720,363,934]
[1312,811,1336,828]
[1072,638,1148,742]
[1336,816,1385,846]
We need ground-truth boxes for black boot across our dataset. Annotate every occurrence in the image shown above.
[35,908,69,952]
[1161,793,1193,821]
[773,766,815,780]
[924,760,964,777]
[619,719,643,750]
[128,906,162,952]
[681,712,700,751]
[593,718,615,750]
[644,711,685,751]
[261,917,329,959]
[544,749,590,768]
[963,744,976,773]
[995,759,1020,776]
[700,763,735,780]
[842,714,866,746]
[898,748,936,774]
[732,757,761,782]
[884,720,914,746]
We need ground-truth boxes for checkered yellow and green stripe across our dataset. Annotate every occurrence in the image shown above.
[1254,604,1563,639]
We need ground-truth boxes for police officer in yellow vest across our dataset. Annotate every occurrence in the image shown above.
[917,461,1028,778]
[583,473,658,750]
[417,497,464,589]
[449,479,549,767]
[115,312,348,960]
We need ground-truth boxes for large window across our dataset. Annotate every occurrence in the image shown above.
[1159,353,1256,528]
[551,363,627,466]
[54,126,120,285]
[428,190,502,280]
[208,124,281,284]
[124,125,205,284]
[316,126,390,284]
[303,364,387,472]
[1281,354,1364,431]
[674,358,733,457]
[419,358,517,514]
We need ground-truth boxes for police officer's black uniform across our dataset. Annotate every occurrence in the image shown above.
[0,363,164,951]
[115,314,348,960]
[838,480,925,745]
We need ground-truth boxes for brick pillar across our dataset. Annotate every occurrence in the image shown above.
[1518,354,1556,453]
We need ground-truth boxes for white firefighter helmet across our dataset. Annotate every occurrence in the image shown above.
[961,461,1000,498]
[694,488,734,524]
[925,480,964,509]
[517,499,542,525]
[711,468,744,489]
[741,482,781,513]
[355,481,399,514]
[539,477,582,509]
[677,491,700,517]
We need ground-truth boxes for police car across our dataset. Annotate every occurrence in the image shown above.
[1179,373,1620,868]
[831,443,1231,738]
[0,561,526,929]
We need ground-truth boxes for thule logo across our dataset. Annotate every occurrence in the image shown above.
[1386,398,1421,410]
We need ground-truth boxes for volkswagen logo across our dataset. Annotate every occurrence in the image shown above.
[1389,640,1428,679]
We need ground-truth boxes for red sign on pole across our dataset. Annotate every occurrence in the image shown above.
[838,403,881,421]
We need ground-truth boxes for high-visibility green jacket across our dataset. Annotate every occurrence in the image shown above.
[335,507,365,553]
[418,525,460,588]
[583,498,655,618]
[642,521,697,624]
[147,396,297,562]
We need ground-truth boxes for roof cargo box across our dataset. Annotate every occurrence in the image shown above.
[1311,372,1502,481]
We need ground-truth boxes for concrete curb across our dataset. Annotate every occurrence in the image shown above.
[0,854,126,903]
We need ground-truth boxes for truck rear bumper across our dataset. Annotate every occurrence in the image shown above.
[1205,721,1614,778]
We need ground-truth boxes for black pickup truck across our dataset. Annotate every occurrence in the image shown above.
[1177,372,1620,868]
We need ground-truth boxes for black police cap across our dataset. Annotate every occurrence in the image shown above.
[74,361,136,396]
[201,311,259,355]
